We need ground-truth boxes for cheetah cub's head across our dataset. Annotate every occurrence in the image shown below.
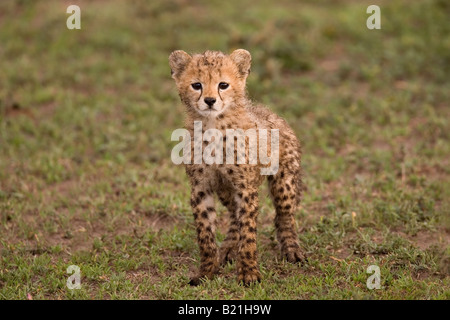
[169,49,251,118]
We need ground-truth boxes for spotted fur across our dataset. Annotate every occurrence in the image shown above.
[169,49,306,285]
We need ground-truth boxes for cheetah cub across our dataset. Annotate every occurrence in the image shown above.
[169,49,306,285]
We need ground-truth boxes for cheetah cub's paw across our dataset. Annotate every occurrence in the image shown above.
[238,268,262,286]
[282,245,307,264]
[189,262,220,286]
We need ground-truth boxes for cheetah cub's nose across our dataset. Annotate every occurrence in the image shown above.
[204,97,216,108]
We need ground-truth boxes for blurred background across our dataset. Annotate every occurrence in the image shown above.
[0,0,449,299]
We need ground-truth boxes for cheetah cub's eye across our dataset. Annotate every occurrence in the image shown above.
[218,82,229,90]
[191,83,202,90]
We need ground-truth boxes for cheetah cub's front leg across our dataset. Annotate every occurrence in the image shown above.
[187,174,220,286]
[216,187,239,266]
[235,185,261,285]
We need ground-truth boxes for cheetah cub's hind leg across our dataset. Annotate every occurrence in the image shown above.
[268,166,306,264]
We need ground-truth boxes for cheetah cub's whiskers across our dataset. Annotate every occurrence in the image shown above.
[169,49,306,286]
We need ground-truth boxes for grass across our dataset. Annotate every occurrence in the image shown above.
[0,0,449,299]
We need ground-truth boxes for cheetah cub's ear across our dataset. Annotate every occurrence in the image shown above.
[230,49,251,78]
[169,50,192,79]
